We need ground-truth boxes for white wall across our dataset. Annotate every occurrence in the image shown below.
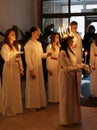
[0,0,39,33]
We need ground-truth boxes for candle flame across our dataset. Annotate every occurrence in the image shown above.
[85,51,88,56]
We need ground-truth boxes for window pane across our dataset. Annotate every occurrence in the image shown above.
[86,5,97,12]
[70,16,85,38]
[86,16,97,33]
[43,0,68,14]
[71,5,83,13]
[42,18,69,33]
[90,22,97,33]
[71,0,97,13]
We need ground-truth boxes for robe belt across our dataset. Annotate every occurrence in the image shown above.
[94,54,97,56]
[51,57,58,60]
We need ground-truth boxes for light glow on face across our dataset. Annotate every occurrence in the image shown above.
[71,25,77,33]
[8,31,16,42]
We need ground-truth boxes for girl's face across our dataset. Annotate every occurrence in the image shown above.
[8,31,16,43]
[53,34,59,46]
[54,34,59,42]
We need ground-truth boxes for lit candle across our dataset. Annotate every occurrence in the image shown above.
[47,44,52,57]
[69,25,71,34]
[49,44,52,49]
[18,44,21,52]
[61,27,64,34]
[63,23,66,33]
[58,27,62,38]
[85,51,88,64]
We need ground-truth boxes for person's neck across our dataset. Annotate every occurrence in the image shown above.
[10,40,14,46]
[30,37,36,42]
[71,31,76,33]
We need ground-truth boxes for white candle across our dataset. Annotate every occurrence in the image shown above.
[18,44,21,52]
[63,23,66,33]
[61,27,64,34]
[69,25,71,34]
[49,44,52,49]
[58,27,62,38]
[85,51,88,64]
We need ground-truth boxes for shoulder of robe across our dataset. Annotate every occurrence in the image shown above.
[37,40,42,45]
[91,42,95,47]
[2,44,9,49]
[60,50,66,56]
[77,32,81,37]
[24,40,32,48]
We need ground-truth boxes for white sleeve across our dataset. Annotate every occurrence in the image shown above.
[24,44,34,72]
[1,45,16,62]
[90,43,95,68]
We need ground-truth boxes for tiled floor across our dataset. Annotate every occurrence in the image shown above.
[81,74,91,97]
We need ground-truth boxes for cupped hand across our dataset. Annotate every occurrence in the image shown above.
[30,71,36,79]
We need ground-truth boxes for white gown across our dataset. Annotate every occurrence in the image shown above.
[0,78,2,113]
[24,40,47,109]
[1,44,23,116]
[46,44,60,103]
[90,42,97,97]
[59,49,81,125]
[71,32,82,96]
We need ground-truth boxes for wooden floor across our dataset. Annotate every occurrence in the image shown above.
[1,76,97,130]
[0,103,97,130]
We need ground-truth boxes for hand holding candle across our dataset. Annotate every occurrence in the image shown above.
[16,44,23,56]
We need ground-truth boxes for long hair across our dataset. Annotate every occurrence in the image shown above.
[60,38,69,58]
[88,25,95,33]
[3,28,18,50]
[60,36,74,58]
[50,32,60,51]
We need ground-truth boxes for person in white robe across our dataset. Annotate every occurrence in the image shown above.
[1,29,24,116]
[0,78,2,114]
[69,21,83,98]
[46,32,60,103]
[59,36,82,126]
[24,26,51,109]
[90,35,97,97]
